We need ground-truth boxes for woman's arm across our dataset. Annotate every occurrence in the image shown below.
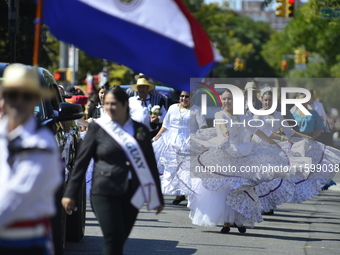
[312,129,322,140]
[255,129,279,146]
[217,124,229,137]
[269,132,293,143]
[292,132,312,140]
[153,126,168,141]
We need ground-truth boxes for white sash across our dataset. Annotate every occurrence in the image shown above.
[95,116,161,210]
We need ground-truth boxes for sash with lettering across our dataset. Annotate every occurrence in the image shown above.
[95,116,161,210]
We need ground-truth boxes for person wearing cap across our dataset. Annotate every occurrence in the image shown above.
[0,63,62,254]
[244,82,262,116]
[65,85,89,106]
[129,78,167,137]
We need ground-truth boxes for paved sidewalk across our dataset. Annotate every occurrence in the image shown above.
[65,173,340,255]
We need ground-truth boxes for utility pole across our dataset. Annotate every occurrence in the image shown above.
[8,0,19,63]
[59,41,69,68]
[59,41,70,88]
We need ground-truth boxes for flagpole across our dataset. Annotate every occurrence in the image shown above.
[32,0,43,65]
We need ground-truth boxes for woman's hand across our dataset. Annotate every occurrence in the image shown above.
[153,133,162,141]
[283,137,294,144]
[155,205,164,215]
[222,129,229,137]
[62,197,76,215]
[150,115,160,123]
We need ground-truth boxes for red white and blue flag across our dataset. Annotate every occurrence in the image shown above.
[43,0,222,91]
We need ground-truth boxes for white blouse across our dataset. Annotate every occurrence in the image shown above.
[252,110,295,143]
[162,104,207,134]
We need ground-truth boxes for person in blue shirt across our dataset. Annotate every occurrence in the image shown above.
[291,93,325,141]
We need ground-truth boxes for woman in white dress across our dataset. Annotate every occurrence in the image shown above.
[252,87,312,214]
[254,88,338,211]
[153,91,207,204]
[182,89,301,234]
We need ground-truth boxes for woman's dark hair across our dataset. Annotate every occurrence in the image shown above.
[104,86,130,116]
[97,82,110,94]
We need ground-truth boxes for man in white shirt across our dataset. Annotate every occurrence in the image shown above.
[129,78,167,137]
[126,73,170,110]
[0,64,62,254]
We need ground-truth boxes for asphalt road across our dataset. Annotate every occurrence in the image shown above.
[64,173,340,255]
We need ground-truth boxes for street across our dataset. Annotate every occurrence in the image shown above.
[65,173,340,255]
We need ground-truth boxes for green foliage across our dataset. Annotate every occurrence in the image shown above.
[262,0,340,78]
[107,63,134,86]
[186,2,276,78]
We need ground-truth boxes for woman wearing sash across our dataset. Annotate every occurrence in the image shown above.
[62,87,164,255]
[152,91,207,204]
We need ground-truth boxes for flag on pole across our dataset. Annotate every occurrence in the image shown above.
[43,0,222,91]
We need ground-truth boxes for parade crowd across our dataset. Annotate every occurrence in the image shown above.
[0,64,339,255]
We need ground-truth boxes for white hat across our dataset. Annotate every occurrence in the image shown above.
[260,87,273,98]
[130,78,155,92]
[134,73,150,81]
[244,82,258,91]
[1,63,54,99]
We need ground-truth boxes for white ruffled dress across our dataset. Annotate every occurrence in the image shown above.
[152,104,207,196]
[253,111,338,211]
[181,110,339,227]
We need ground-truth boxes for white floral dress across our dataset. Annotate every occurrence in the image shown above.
[180,110,339,226]
[152,104,207,196]
[253,111,338,211]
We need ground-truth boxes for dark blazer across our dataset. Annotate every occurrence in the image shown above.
[64,120,164,206]
[88,103,101,119]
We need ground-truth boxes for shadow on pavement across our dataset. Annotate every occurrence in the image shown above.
[201,230,338,242]
[125,238,196,255]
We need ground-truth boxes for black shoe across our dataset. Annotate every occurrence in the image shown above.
[172,195,185,205]
[262,209,274,215]
[221,226,230,234]
[237,226,246,233]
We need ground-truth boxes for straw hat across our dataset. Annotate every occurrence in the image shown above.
[130,78,155,92]
[244,82,258,91]
[1,63,54,99]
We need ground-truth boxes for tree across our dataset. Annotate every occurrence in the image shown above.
[262,0,340,78]
[185,1,276,78]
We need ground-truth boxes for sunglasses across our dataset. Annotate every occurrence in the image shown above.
[4,91,37,102]
[180,95,190,98]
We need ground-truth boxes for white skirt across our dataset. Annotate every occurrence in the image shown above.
[188,181,255,227]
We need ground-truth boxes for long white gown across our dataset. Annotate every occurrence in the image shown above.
[152,103,207,196]
[180,110,339,226]
[253,111,338,211]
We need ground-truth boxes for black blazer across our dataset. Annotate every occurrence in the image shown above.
[64,120,164,206]
[88,103,101,119]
